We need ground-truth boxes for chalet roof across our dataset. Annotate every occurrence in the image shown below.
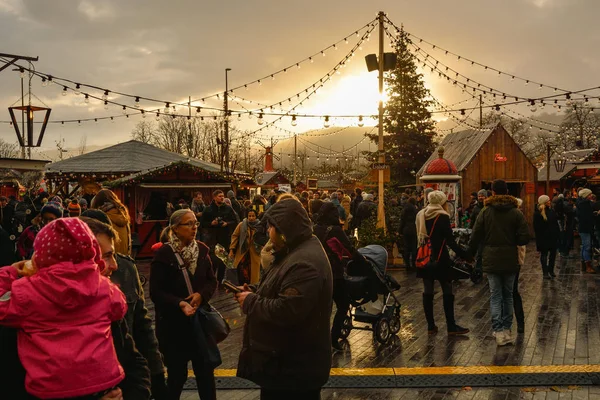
[46,140,224,175]
[417,125,498,176]
[537,148,597,182]
[255,171,286,186]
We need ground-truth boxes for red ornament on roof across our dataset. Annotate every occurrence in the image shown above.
[423,147,458,176]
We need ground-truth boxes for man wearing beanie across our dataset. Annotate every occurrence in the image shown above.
[469,189,487,229]
[577,188,595,273]
[469,179,529,346]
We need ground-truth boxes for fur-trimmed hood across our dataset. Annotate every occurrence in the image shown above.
[484,195,518,211]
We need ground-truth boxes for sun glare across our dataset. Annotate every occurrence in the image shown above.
[300,71,386,127]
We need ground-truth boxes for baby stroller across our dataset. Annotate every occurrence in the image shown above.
[340,245,402,344]
[452,228,481,283]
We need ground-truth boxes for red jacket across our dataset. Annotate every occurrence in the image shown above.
[0,262,127,399]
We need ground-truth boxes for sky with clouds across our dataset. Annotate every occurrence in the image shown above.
[0,0,598,154]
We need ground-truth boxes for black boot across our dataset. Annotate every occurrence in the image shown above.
[513,291,525,333]
[422,294,437,334]
[582,260,586,272]
[443,294,469,335]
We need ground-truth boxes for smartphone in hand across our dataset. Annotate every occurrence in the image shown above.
[222,280,242,293]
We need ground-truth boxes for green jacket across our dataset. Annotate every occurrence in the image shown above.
[468,195,530,274]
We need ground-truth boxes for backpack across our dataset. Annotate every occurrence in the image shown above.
[416,216,445,269]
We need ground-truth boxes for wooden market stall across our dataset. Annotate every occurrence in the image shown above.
[45,140,248,257]
[537,148,598,196]
[417,123,538,230]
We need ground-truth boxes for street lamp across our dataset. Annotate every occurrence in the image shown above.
[8,105,51,149]
[554,158,567,173]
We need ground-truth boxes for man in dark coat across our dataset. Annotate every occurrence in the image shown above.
[227,190,244,220]
[469,189,487,229]
[354,194,377,230]
[399,197,418,269]
[234,198,333,400]
[201,189,238,250]
[469,180,529,346]
[350,188,363,230]
[577,188,595,273]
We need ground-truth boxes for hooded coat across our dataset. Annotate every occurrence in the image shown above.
[468,195,530,274]
[314,202,354,280]
[0,263,127,399]
[105,207,132,256]
[533,206,560,252]
[237,199,333,390]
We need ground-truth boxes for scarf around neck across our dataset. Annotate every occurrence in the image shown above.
[169,231,200,275]
[416,204,450,246]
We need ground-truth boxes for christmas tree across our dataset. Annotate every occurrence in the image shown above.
[368,29,437,187]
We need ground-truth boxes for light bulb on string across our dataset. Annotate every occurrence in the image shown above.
[122,106,127,115]
[41,77,47,87]
[237,114,242,122]
[94,118,98,124]
[291,115,297,126]
[164,103,170,114]
[84,94,89,104]
[196,107,202,117]
[104,100,109,110]
[135,97,140,108]
[324,116,330,128]
[47,76,53,86]
[141,110,146,118]
[358,116,364,127]
[62,86,68,96]
[155,113,160,121]
[102,90,109,101]
[110,117,114,123]
[257,113,264,125]
[74,84,81,95]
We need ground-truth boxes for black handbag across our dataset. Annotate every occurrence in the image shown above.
[169,244,231,345]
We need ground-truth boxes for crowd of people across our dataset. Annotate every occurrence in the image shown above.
[0,179,596,399]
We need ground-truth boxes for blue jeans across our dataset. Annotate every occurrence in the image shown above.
[580,232,592,262]
[487,273,516,332]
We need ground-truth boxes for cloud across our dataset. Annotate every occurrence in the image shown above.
[77,1,115,21]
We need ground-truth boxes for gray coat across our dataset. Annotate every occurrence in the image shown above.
[237,199,333,390]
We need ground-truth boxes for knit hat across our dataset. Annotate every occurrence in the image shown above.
[538,195,550,205]
[428,190,447,205]
[51,196,63,206]
[68,200,81,215]
[477,189,488,197]
[40,201,64,219]
[492,179,508,195]
[227,190,235,198]
[78,198,88,208]
[33,218,104,271]
[81,209,111,225]
[579,188,592,199]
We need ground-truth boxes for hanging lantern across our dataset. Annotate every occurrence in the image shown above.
[554,158,566,173]
[8,104,52,148]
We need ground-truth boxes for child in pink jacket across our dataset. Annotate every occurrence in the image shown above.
[0,218,127,399]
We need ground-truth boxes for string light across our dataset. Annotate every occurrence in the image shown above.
[135,97,140,108]
[291,115,297,126]
[324,116,330,128]
[62,86,67,96]
[84,94,89,104]
[74,84,81,95]
[358,116,364,127]
[104,100,109,110]
[102,90,109,101]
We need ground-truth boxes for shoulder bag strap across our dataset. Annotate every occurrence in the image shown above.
[429,216,446,263]
[167,243,194,297]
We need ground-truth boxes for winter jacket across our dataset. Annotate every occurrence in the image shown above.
[314,202,355,280]
[350,194,363,217]
[150,241,217,356]
[354,200,377,229]
[331,198,346,221]
[468,195,530,275]
[200,201,238,249]
[0,319,151,400]
[341,195,352,230]
[399,202,417,238]
[237,199,333,390]
[107,208,132,256]
[0,262,127,399]
[416,214,467,281]
[230,220,262,284]
[111,254,164,376]
[577,197,594,234]
[469,201,484,229]
[533,207,560,252]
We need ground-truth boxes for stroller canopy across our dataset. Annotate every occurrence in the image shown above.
[357,245,388,275]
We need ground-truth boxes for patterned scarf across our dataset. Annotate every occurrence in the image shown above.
[169,231,199,275]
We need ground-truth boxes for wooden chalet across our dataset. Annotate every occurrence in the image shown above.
[418,123,538,229]
[537,148,599,196]
[254,171,290,191]
[46,140,248,257]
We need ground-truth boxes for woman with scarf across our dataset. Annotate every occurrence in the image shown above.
[533,195,560,279]
[91,189,132,256]
[150,209,217,400]
[229,209,262,284]
[416,190,470,336]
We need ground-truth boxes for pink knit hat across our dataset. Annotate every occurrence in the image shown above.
[33,217,105,271]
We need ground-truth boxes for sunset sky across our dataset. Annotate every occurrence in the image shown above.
[0,0,598,155]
